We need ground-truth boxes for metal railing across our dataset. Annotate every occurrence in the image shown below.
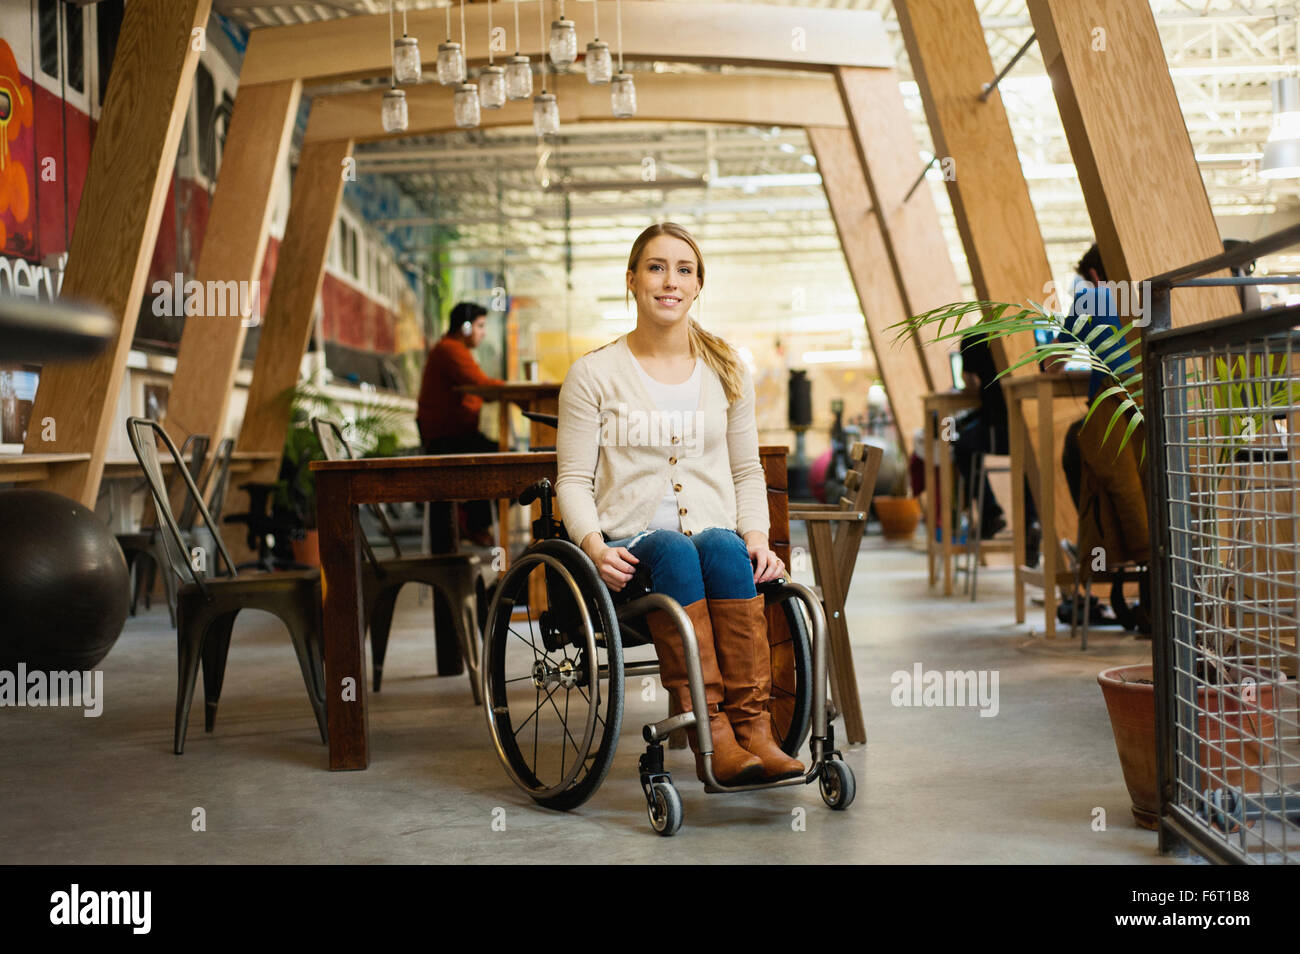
[1145,227,1300,863]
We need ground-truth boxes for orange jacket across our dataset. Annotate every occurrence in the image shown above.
[416,334,505,441]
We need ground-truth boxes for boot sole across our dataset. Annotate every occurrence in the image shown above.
[697,762,766,786]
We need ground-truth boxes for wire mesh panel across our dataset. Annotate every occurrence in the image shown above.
[1151,307,1300,864]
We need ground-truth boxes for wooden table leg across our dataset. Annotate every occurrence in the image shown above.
[1038,379,1057,638]
[1011,412,1027,624]
[940,417,955,596]
[317,471,369,770]
[926,410,938,586]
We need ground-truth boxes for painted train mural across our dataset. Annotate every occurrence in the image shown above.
[0,0,424,389]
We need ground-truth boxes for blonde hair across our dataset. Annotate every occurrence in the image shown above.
[625,222,744,403]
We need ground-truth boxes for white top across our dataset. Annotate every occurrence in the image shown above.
[554,334,769,544]
[629,354,703,532]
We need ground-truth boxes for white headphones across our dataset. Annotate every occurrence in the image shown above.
[461,321,472,336]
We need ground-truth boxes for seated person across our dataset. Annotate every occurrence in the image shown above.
[416,301,504,549]
[555,222,800,785]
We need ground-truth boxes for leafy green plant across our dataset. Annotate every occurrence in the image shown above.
[893,299,1300,466]
[272,383,413,529]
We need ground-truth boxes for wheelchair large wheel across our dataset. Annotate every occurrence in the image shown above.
[767,593,813,757]
[482,538,624,811]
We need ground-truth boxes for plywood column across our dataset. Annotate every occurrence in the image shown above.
[835,66,964,392]
[164,80,302,447]
[894,0,1046,370]
[237,138,354,475]
[895,0,1068,536]
[23,0,212,505]
[1026,0,1238,327]
[808,126,925,454]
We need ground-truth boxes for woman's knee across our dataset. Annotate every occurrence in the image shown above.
[631,529,704,604]
[692,528,756,599]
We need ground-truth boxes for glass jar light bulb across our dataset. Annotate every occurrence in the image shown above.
[479,65,506,109]
[549,18,577,68]
[393,36,422,85]
[611,72,636,118]
[454,83,481,129]
[436,41,465,85]
[505,54,533,100]
[381,87,408,133]
[585,40,612,85]
[533,91,559,137]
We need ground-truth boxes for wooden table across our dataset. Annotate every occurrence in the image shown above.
[312,446,793,770]
[921,390,980,595]
[456,382,561,560]
[1005,372,1089,637]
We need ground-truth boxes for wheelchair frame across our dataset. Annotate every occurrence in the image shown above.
[481,479,856,835]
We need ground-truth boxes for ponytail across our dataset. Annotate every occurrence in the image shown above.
[688,318,744,404]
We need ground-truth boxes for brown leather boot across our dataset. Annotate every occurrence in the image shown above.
[711,594,806,781]
[646,598,763,786]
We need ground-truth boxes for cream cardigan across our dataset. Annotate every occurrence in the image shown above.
[555,334,769,545]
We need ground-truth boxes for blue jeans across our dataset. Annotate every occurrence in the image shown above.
[604,527,755,605]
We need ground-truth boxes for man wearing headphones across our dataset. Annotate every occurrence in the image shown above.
[417,301,504,548]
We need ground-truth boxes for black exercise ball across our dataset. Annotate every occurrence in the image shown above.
[0,489,130,671]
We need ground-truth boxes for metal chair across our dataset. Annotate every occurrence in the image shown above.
[311,418,490,702]
[125,417,327,754]
[118,432,211,622]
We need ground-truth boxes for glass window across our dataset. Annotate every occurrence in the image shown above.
[65,4,84,93]
[39,0,60,78]
[96,1,125,107]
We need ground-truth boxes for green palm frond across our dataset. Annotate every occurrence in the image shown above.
[890,299,1146,459]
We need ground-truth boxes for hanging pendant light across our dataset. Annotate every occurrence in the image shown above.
[610,0,635,117]
[506,0,532,100]
[455,82,481,128]
[382,86,409,132]
[533,91,559,136]
[550,0,577,69]
[533,0,559,136]
[437,1,464,85]
[611,72,635,118]
[480,66,506,109]
[586,40,612,85]
[1261,76,1300,179]
[506,54,532,100]
[585,0,611,84]
[479,0,505,109]
[391,2,421,84]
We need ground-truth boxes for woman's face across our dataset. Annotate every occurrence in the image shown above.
[626,234,701,328]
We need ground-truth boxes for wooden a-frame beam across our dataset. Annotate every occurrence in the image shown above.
[23,0,212,505]
[238,2,893,87]
[835,66,963,395]
[164,80,302,448]
[1027,0,1238,329]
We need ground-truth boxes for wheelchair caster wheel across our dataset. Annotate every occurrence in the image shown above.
[819,759,855,811]
[647,781,683,836]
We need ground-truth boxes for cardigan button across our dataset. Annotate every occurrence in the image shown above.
[679,507,687,515]
[671,435,679,444]
[684,529,693,536]
[669,456,677,465]
[673,483,682,492]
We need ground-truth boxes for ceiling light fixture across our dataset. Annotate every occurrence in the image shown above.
[586,0,612,85]
[506,0,533,100]
[610,0,635,117]
[437,0,465,86]
[391,0,421,84]
[550,0,578,69]
[1261,76,1300,179]
[480,0,506,108]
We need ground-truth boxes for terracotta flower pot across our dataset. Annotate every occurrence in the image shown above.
[874,495,921,541]
[291,528,321,567]
[1097,664,1159,829]
[1098,663,1279,830]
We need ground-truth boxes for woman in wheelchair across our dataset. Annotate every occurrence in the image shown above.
[555,222,804,786]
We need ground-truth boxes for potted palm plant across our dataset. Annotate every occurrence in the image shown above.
[894,299,1297,828]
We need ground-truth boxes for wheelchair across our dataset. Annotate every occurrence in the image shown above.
[481,478,855,835]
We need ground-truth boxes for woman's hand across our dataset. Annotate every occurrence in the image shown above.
[744,531,785,584]
[582,533,639,591]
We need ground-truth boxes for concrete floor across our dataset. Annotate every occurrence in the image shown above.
[0,533,1180,864]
